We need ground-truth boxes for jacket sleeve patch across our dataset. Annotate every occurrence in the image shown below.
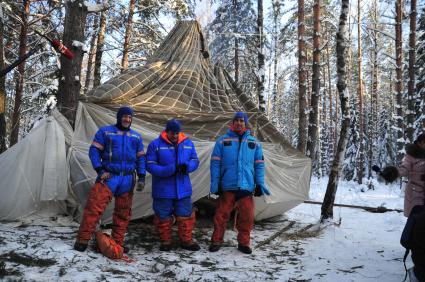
[248,142,256,149]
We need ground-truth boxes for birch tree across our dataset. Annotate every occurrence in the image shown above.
[321,0,350,220]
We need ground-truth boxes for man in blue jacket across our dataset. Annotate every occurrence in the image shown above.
[209,112,270,254]
[74,106,146,252]
[146,119,200,251]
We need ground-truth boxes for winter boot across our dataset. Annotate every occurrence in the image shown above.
[111,192,133,248]
[153,215,173,251]
[74,240,88,252]
[208,243,221,252]
[176,212,200,251]
[237,244,252,254]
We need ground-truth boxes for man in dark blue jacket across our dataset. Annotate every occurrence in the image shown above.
[146,119,200,251]
[209,112,270,254]
[74,106,146,252]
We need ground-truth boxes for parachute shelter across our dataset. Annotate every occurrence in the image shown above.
[0,21,311,223]
[74,20,311,221]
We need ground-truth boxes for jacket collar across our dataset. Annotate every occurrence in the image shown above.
[226,128,251,138]
[160,130,188,145]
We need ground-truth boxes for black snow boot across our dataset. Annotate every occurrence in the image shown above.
[237,244,252,254]
[160,243,172,252]
[74,240,88,252]
[181,242,200,251]
[209,243,221,252]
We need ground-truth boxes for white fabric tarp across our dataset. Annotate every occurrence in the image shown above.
[0,112,69,220]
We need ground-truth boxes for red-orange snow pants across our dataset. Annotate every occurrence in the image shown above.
[77,182,133,246]
[211,191,254,246]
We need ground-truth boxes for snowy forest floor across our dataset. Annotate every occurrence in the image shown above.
[0,178,409,281]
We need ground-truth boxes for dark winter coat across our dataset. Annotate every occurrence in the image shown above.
[146,131,199,199]
[399,143,425,217]
[411,209,425,281]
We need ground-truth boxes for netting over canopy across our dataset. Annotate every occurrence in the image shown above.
[0,21,311,223]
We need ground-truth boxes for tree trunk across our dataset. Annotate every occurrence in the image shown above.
[368,0,379,188]
[233,0,239,86]
[0,5,6,153]
[326,29,334,166]
[10,0,30,146]
[395,0,404,164]
[121,0,136,72]
[56,0,88,127]
[272,0,280,113]
[257,0,266,112]
[93,10,106,88]
[306,0,321,160]
[297,0,307,153]
[321,0,350,220]
[406,0,416,142]
[84,14,99,94]
[356,0,364,184]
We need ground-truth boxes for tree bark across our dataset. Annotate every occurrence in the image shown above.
[233,0,239,86]
[84,14,99,94]
[0,5,6,152]
[395,0,404,164]
[306,0,321,160]
[56,0,88,127]
[356,0,364,184]
[93,10,106,88]
[121,0,136,72]
[406,0,416,142]
[368,0,379,188]
[297,0,307,153]
[257,0,266,112]
[10,0,30,146]
[321,0,350,220]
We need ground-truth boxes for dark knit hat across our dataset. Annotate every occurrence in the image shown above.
[165,119,181,133]
[116,106,133,127]
[233,111,248,125]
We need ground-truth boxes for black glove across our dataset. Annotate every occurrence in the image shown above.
[136,174,145,191]
[254,185,263,197]
[421,174,425,182]
[371,165,381,173]
[177,164,188,174]
[381,166,399,183]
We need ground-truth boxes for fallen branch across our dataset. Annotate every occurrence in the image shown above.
[304,200,403,213]
[254,220,295,249]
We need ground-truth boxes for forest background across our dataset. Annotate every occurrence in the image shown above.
[0,0,424,197]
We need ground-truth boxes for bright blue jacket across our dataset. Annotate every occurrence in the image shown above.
[146,131,199,199]
[89,125,146,176]
[210,129,270,195]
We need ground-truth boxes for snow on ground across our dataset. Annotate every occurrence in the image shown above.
[0,178,410,281]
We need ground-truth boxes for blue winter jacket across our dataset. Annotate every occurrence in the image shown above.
[210,129,270,195]
[146,131,199,199]
[89,125,146,176]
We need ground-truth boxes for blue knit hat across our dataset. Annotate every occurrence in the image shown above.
[116,106,133,124]
[233,111,248,125]
[165,119,181,133]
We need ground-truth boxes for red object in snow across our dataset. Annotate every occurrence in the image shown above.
[51,39,75,60]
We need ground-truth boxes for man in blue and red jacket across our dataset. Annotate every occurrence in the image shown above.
[209,111,270,254]
[74,106,146,252]
[146,119,200,251]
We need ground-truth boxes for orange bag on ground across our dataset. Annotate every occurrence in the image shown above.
[95,231,123,260]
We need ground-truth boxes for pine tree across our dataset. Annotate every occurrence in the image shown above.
[208,0,258,99]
